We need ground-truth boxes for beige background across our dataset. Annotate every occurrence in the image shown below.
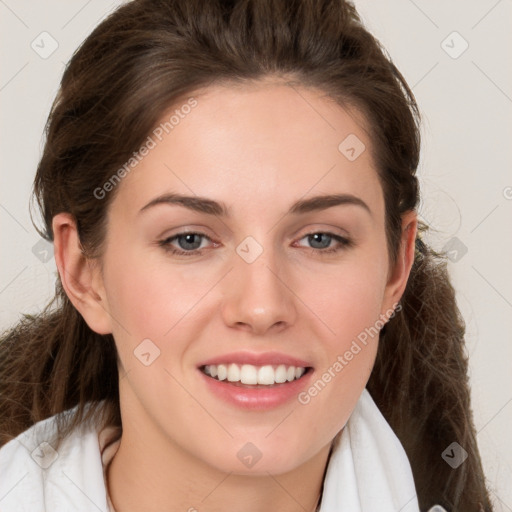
[1,0,511,509]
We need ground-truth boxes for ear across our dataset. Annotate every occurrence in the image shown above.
[381,210,417,316]
[52,212,113,335]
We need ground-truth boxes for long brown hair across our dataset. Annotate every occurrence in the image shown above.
[0,0,492,510]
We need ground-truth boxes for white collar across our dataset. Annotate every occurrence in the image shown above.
[0,390,445,512]
[319,389,420,511]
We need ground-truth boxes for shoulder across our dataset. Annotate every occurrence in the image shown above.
[0,404,110,512]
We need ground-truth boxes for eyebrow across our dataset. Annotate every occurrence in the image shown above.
[139,192,371,217]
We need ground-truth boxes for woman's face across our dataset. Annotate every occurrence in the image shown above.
[91,81,408,474]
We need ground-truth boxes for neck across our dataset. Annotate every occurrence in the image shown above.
[107,418,331,512]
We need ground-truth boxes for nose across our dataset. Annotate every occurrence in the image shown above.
[221,247,297,335]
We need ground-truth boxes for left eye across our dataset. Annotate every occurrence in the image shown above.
[298,232,339,250]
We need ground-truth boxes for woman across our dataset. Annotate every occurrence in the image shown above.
[0,0,492,510]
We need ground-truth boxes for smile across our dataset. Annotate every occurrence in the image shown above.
[200,363,308,386]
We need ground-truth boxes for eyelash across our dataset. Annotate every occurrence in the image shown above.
[157,231,353,257]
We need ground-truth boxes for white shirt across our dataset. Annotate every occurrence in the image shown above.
[0,390,445,511]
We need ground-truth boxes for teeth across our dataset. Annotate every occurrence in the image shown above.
[240,364,258,384]
[275,364,287,384]
[258,365,275,385]
[227,363,240,382]
[217,364,227,381]
[202,363,307,385]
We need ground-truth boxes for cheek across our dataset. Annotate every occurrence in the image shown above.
[303,250,389,344]
[295,249,388,419]
[103,247,207,337]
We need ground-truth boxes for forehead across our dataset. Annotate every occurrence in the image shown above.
[110,81,383,219]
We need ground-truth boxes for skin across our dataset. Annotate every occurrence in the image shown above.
[53,79,417,512]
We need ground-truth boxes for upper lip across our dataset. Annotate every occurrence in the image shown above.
[197,351,313,368]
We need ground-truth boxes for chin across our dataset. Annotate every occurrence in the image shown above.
[200,439,315,477]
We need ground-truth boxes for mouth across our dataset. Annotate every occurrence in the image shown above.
[199,363,312,388]
[197,351,315,409]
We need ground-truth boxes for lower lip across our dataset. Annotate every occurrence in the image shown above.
[198,369,313,410]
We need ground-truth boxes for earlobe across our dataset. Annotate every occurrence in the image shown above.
[382,211,418,314]
[52,213,112,335]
